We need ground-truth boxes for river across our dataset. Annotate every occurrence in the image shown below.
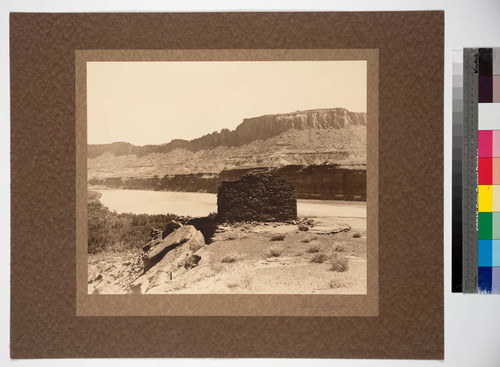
[96,189,367,230]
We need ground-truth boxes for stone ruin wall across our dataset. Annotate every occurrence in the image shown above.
[217,173,297,222]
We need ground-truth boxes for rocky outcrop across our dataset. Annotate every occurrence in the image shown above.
[88,108,366,158]
[232,108,366,145]
[217,173,297,222]
[142,225,204,272]
[88,224,206,295]
[130,225,205,294]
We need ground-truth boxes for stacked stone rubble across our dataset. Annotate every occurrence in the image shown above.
[217,173,297,222]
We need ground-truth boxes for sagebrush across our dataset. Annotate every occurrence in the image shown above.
[87,191,176,254]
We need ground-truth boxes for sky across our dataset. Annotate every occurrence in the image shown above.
[87,60,367,146]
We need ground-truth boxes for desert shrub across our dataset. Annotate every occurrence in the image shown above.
[310,253,328,263]
[210,263,224,276]
[329,279,345,289]
[266,246,282,258]
[87,192,176,254]
[88,190,102,201]
[298,223,309,232]
[270,234,286,241]
[306,244,321,253]
[301,235,318,243]
[241,273,252,289]
[333,243,345,252]
[221,253,240,263]
[352,231,362,238]
[329,253,349,272]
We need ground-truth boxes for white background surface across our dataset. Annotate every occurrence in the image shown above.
[2,0,500,366]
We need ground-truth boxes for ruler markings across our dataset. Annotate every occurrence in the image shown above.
[462,48,479,293]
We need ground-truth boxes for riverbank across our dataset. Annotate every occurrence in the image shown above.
[88,221,367,295]
[93,188,367,230]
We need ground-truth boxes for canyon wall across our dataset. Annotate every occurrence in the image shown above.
[88,164,366,201]
[88,108,366,159]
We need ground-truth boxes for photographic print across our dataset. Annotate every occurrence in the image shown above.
[76,49,378,316]
[87,59,367,295]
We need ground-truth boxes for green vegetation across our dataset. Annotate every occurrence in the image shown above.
[87,190,176,254]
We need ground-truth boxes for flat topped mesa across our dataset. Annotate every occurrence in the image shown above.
[217,173,297,222]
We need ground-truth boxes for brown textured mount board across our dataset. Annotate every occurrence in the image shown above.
[10,12,444,359]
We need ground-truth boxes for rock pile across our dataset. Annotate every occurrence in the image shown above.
[88,223,206,294]
[217,173,297,222]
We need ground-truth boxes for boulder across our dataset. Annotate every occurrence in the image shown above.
[128,226,205,294]
[142,237,162,253]
[143,225,204,271]
[162,220,182,239]
[186,214,220,244]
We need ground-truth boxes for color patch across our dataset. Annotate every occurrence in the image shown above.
[493,131,500,157]
[478,267,492,293]
[479,240,493,266]
[479,103,494,130]
[480,48,493,75]
[479,76,493,103]
[493,103,500,130]
[478,130,493,157]
[493,158,500,184]
[493,240,500,266]
[478,158,493,184]
[493,213,500,239]
[479,212,493,239]
[493,267,500,294]
[478,212,492,240]
[494,186,500,212]
[479,185,493,212]
[494,76,500,103]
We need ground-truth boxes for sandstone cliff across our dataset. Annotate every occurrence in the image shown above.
[88,108,366,159]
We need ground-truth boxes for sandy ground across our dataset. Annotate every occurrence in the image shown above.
[88,217,367,295]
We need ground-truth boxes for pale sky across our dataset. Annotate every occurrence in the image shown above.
[87,60,366,146]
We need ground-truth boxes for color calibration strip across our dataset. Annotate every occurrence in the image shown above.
[452,50,463,292]
[462,49,479,293]
[476,48,500,293]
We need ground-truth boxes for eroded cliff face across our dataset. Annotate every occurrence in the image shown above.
[88,164,366,201]
[234,108,366,145]
[88,108,366,158]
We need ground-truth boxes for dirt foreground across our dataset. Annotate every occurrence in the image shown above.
[88,219,367,295]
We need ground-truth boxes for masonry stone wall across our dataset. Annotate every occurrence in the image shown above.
[217,173,297,222]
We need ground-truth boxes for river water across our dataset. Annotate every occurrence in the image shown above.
[96,189,367,230]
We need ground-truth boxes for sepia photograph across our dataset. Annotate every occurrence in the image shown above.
[85,57,368,295]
